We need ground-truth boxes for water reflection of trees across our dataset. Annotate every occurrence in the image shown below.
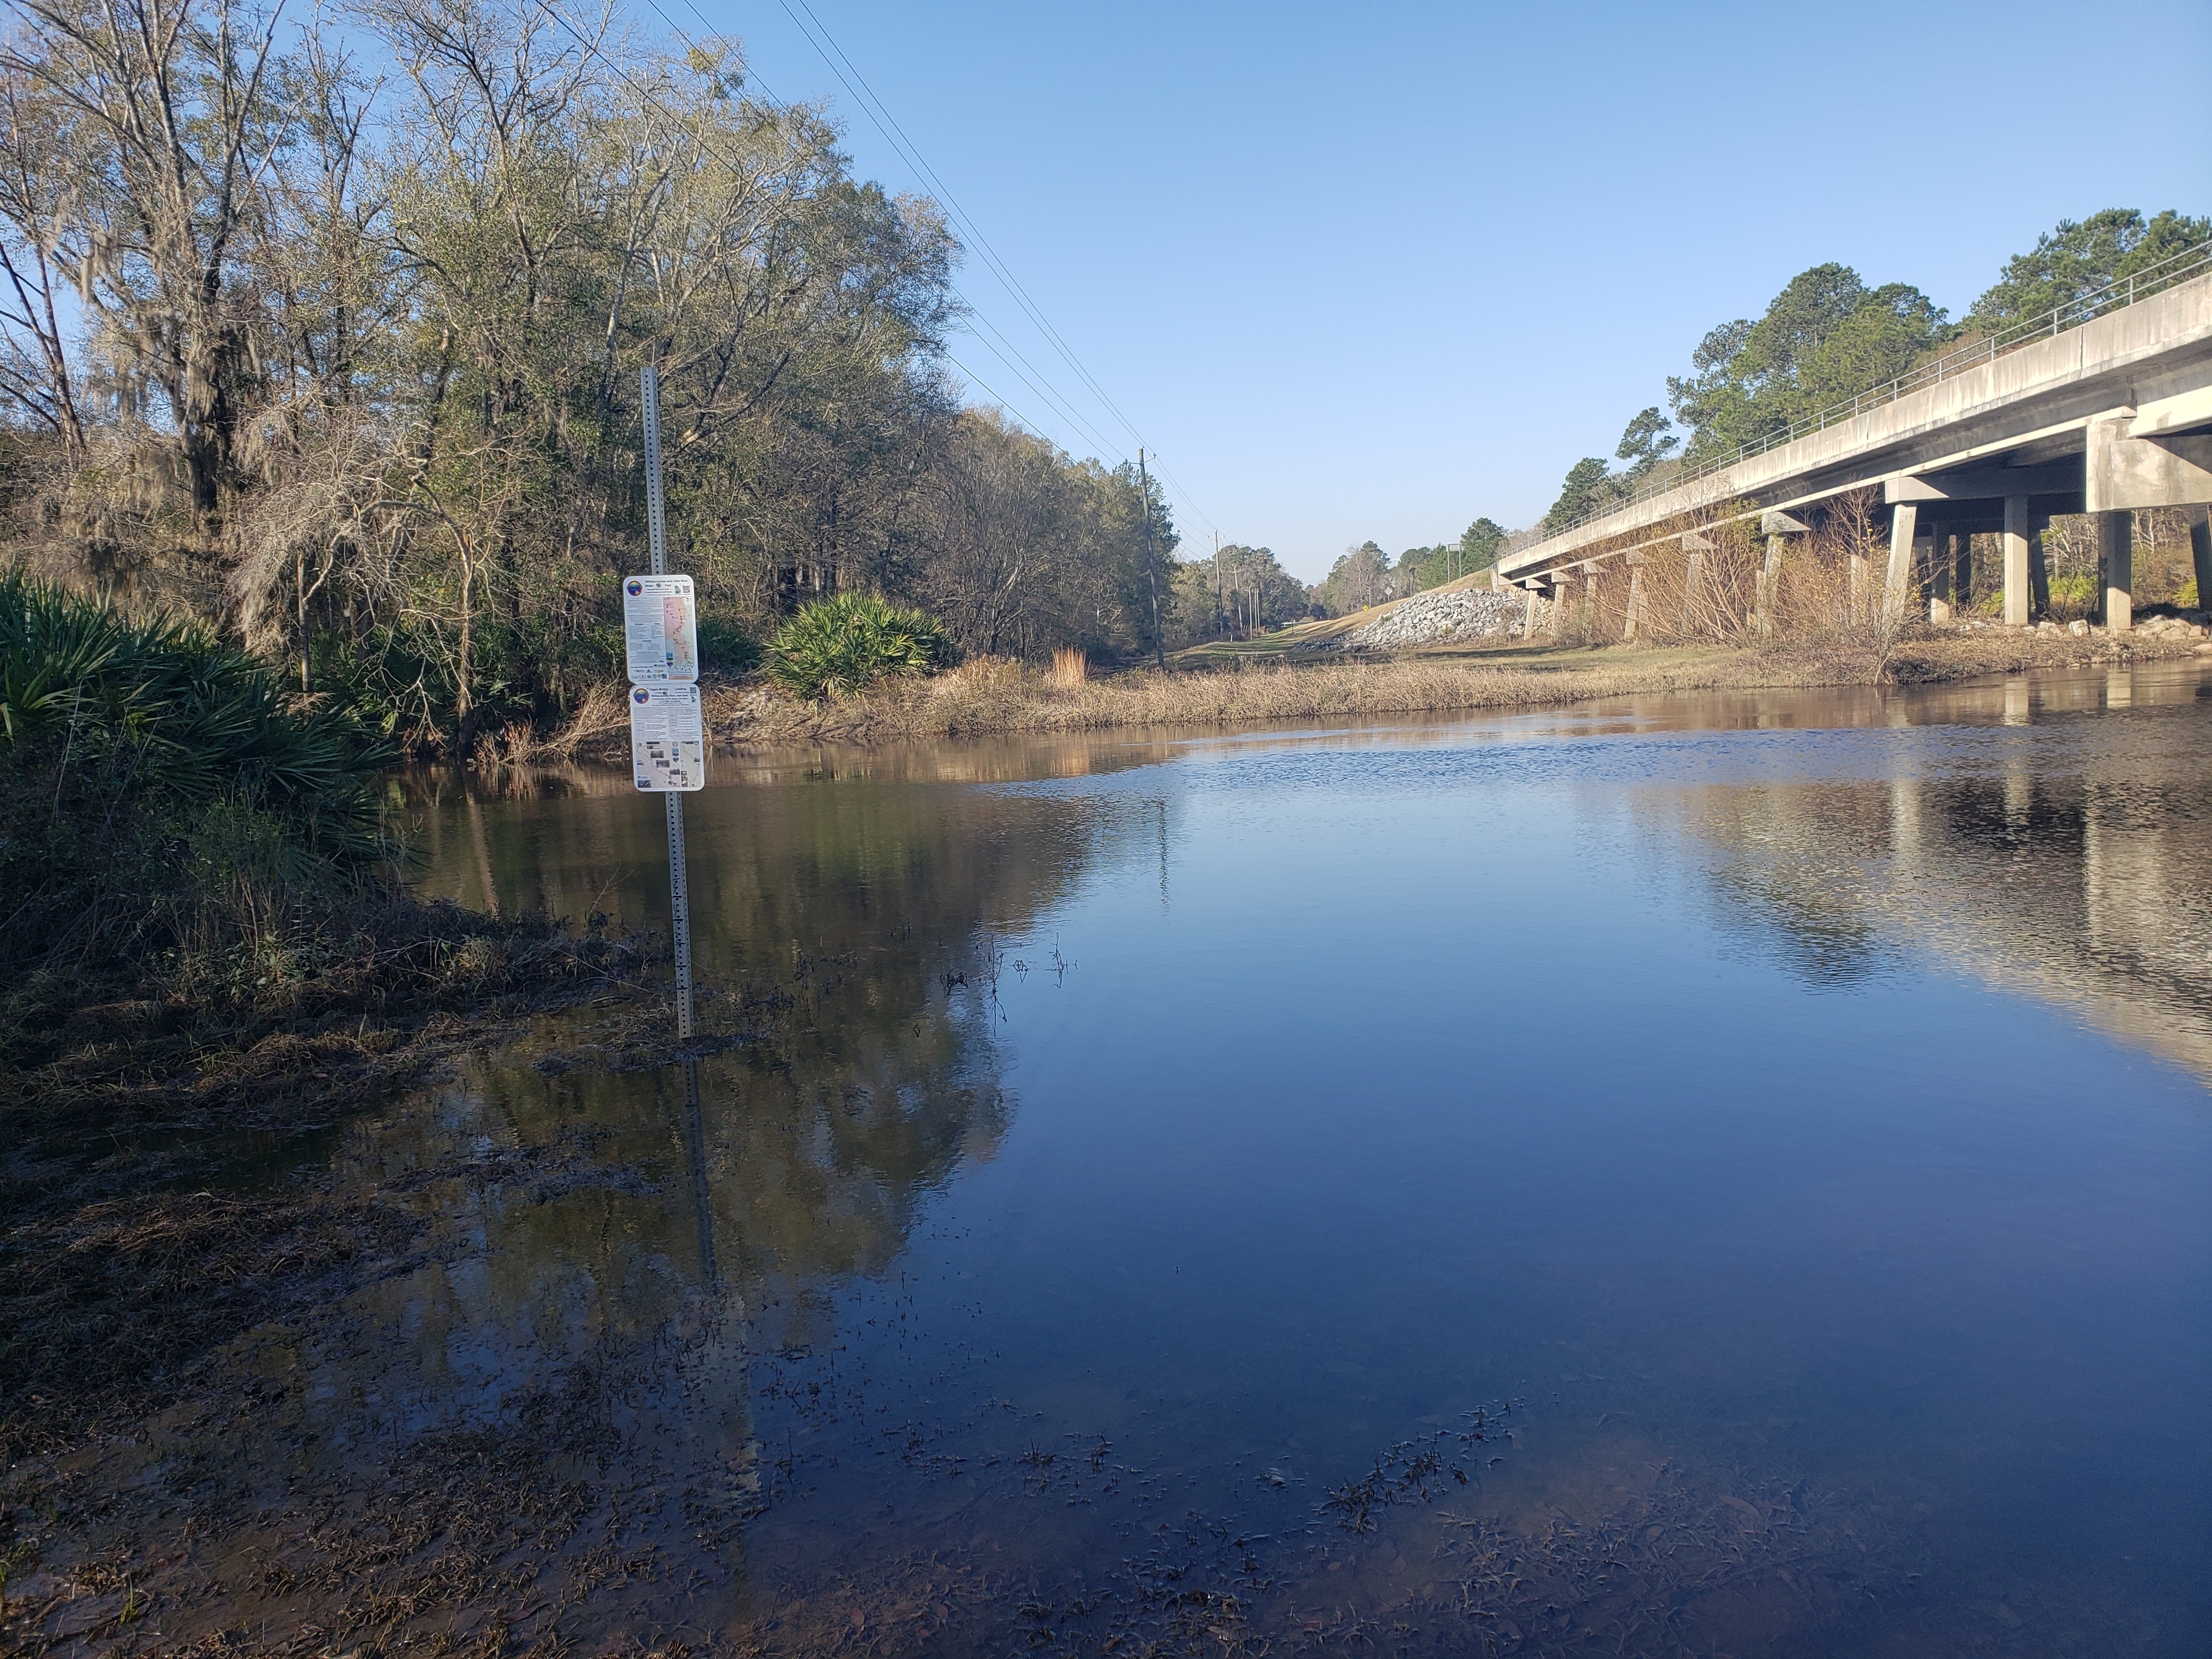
[385,747,1141,1306]
[1633,669,2212,1082]
[161,757,1138,1649]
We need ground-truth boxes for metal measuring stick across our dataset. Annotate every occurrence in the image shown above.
[642,362,696,1040]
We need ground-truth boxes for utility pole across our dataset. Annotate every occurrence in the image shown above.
[1139,449,1164,670]
[1213,530,1224,640]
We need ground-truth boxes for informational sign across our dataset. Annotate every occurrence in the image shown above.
[623,573,699,684]
[629,684,706,792]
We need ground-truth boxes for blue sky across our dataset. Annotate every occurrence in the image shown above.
[673,0,2209,581]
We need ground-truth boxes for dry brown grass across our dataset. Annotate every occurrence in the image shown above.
[531,554,2209,759]
[521,676,632,763]
[1509,490,1904,651]
[531,630,2212,758]
[698,645,1862,747]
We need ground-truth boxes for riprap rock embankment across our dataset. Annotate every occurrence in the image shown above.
[1335,586,1527,650]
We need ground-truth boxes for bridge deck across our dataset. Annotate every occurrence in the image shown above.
[1497,272,2212,594]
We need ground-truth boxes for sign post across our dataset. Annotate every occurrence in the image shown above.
[633,363,699,1039]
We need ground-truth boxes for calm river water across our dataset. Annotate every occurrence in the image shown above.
[232,666,2212,1654]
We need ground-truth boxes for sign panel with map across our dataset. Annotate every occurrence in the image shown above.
[622,574,699,684]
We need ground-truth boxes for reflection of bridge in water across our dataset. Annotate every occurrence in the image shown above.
[1574,665,2212,1086]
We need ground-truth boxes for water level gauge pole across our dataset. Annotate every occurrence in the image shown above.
[642,362,696,1040]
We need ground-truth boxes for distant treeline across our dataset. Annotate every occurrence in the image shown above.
[1537,208,2209,534]
[1169,519,1513,641]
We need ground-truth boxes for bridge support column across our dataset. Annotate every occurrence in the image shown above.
[1522,583,1541,639]
[1623,552,1647,642]
[2097,510,2132,631]
[1759,535,1786,637]
[1882,503,1917,630]
[1756,511,1809,637]
[1684,550,1706,634]
[1544,582,1564,639]
[2001,496,2031,625]
[2028,517,2050,618]
[2190,506,2211,608]
[1581,569,1600,643]
[1955,533,1974,614]
[1928,529,1953,623]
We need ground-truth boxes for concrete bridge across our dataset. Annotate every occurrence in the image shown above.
[1494,251,2212,635]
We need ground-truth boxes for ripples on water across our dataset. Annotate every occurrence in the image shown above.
[41,665,2212,1655]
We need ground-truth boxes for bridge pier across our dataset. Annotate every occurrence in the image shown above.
[2098,510,2132,631]
[1883,503,1917,629]
[1682,536,1709,635]
[1623,552,1649,642]
[1752,511,1808,637]
[1956,532,1974,613]
[1758,535,1785,637]
[2190,507,2211,606]
[1927,530,1953,623]
[2001,496,2032,627]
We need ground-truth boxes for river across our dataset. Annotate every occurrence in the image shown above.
[143,665,2212,1654]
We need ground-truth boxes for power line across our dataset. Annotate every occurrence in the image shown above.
[522,0,1210,538]
[515,0,1071,442]
[773,0,1124,423]
[939,351,1060,440]
[642,0,1125,460]
[707,0,1221,539]
[955,322,1125,459]
[778,0,1218,536]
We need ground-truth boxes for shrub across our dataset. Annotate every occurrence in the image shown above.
[767,593,953,699]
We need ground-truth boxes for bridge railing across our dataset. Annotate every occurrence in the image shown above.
[1532,237,2212,548]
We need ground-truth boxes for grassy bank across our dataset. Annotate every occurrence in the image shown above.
[537,625,2211,755]
[0,574,644,1125]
